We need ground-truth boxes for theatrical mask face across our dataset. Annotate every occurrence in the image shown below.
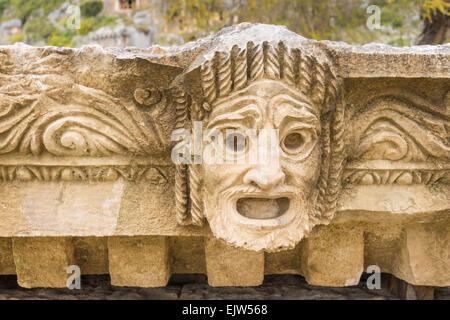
[201,80,322,252]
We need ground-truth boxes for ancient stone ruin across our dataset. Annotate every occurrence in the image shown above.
[0,24,448,292]
[104,0,150,14]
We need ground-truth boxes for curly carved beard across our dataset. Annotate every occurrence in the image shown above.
[203,184,316,252]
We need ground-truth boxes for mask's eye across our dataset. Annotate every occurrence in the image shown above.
[226,132,247,153]
[282,132,304,154]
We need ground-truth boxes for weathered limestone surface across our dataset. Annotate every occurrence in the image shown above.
[170,236,206,274]
[394,222,449,285]
[73,237,109,275]
[108,236,170,287]
[0,23,448,288]
[12,238,75,288]
[0,238,14,275]
[300,224,364,287]
[205,238,264,287]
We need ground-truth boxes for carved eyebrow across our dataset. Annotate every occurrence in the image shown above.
[274,109,319,130]
[269,95,319,128]
[206,101,262,129]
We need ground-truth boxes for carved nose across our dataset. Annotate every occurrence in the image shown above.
[243,165,285,190]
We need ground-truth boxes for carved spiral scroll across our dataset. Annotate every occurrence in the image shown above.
[0,85,160,157]
[42,116,132,156]
[349,99,450,162]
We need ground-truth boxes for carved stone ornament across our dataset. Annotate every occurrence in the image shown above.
[0,24,448,289]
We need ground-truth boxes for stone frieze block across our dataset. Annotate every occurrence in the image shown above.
[0,24,448,288]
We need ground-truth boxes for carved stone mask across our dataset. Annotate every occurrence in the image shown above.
[202,80,321,251]
[175,39,344,252]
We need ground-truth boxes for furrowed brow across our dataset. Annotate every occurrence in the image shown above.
[271,97,319,129]
[206,104,262,130]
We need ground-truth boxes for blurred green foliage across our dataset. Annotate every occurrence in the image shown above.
[80,0,103,18]
[162,0,442,44]
[10,0,66,23]
[0,0,116,46]
[0,0,9,16]
[78,15,116,35]
[23,15,56,42]
[413,0,449,21]
[46,28,76,46]
[8,31,22,43]
[0,0,448,47]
